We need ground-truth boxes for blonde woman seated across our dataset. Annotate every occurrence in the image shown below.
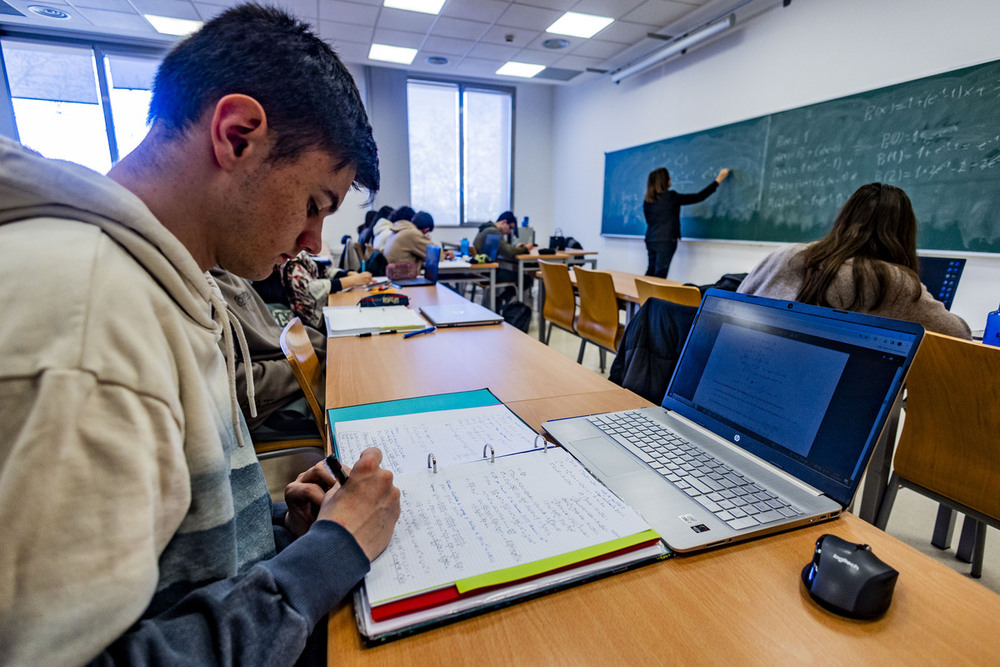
[281,250,371,329]
[737,183,971,339]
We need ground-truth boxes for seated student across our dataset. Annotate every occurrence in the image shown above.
[360,204,394,247]
[371,205,399,252]
[212,267,326,433]
[737,183,971,339]
[474,211,536,304]
[282,250,372,329]
[384,210,454,264]
[0,6,400,664]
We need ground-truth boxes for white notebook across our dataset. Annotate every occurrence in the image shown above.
[322,305,427,337]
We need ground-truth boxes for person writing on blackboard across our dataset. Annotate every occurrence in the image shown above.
[737,183,971,338]
[643,167,730,278]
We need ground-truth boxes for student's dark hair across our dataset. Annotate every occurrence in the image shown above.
[357,209,378,234]
[412,211,434,232]
[796,183,920,311]
[645,167,670,203]
[390,206,415,222]
[377,205,394,219]
[148,3,378,197]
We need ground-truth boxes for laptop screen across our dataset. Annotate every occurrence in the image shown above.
[662,290,923,506]
[918,255,965,310]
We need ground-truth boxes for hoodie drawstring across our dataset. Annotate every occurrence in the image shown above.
[208,287,256,449]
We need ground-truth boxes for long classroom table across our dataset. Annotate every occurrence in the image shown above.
[325,283,1000,664]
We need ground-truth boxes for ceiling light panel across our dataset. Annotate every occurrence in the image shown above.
[496,62,545,78]
[144,14,203,36]
[546,12,613,39]
[383,0,445,15]
[368,43,418,64]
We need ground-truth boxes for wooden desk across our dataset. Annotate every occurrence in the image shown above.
[326,284,1000,664]
[498,249,598,302]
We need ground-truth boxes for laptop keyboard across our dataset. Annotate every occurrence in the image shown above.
[586,411,802,531]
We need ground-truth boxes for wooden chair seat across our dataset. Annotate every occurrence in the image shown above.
[538,260,578,344]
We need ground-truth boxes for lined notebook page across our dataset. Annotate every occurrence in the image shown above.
[334,404,541,475]
[365,448,653,605]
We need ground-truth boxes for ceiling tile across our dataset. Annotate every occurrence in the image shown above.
[568,38,624,59]
[371,27,424,48]
[320,19,374,43]
[376,7,435,31]
[624,0,699,27]
[496,3,561,30]
[68,0,135,11]
[467,41,519,60]
[441,0,507,23]
[595,19,652,44]
[75,7,155,31]
[319,0,379,24]
[421,34,474,56]
[480,23,539,47]
[430,16,490,40]
[551,53,607,71]
[129,0,200,20]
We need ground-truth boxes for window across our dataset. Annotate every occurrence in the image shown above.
[407,79,512,226]
[1,37,161,172]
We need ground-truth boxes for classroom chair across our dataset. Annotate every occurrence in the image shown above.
[874,331,1000,578]
[538,260,579,345]
[279,317,327,439]
[573,267,624,373]
[634,279,703,308]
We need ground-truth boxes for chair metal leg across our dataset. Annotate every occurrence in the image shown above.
[599,348,606,373]
[577,339,587,364]
[956,517,980,563]
[931,504,957,550]
[544,322,552,345]
[874,473,900,530]
[970,522,987,579]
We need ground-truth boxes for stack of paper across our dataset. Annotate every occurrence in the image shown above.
[323,305,427,337]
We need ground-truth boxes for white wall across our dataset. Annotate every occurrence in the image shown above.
[322,66,554,254]
[549,0,1000,329]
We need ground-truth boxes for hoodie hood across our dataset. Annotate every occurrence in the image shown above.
[0,137,256,445]
[0,136,214,329]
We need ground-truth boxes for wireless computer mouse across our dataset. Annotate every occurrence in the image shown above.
[801,534,898,619]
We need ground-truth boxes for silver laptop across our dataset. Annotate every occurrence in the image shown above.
[419,302,503,327]
[544,289,924,552]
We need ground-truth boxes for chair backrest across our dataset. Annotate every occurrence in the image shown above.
[635,279,703,308]
[574,266,623,352]
[538,260,576,331]
[279,317,326,437]
[893,331,1000,522]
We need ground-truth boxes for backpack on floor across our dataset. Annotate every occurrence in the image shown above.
[502,300,532,333]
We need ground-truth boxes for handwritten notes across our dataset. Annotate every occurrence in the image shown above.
[365,448,653,605]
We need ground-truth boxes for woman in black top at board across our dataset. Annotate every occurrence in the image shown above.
[643,166,730,278]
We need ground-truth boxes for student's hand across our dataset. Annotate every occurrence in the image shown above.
[342,271,373,288]
[716,168,731,183]
[284,460,342,538]
[444,250,456,260]
[315,448,401,561]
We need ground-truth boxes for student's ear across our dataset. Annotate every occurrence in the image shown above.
[209,94,270,170]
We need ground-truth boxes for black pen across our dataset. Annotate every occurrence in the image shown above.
[403,326,436,339]
[324,453,349,486]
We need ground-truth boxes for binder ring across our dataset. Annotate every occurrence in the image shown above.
[427,453,437,473]
[483,444,495,463]
[534,434,549,452]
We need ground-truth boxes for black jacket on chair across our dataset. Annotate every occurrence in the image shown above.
[609,298,698,405]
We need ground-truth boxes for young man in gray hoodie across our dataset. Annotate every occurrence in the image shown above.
[0,5,400,665]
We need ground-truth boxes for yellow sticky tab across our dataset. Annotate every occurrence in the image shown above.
[455,529,660,594]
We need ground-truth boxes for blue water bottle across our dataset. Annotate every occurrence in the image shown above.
[460,238,469,257]
[984,302,1000,347]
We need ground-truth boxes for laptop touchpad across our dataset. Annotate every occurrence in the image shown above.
[573,438,647,477]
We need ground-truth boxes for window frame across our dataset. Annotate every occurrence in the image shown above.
[0,27,167,164]
[406,75,516,227]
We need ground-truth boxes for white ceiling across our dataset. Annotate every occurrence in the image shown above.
[0,0,761,85]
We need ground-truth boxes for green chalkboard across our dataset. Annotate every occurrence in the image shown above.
[602,58,1000,253]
